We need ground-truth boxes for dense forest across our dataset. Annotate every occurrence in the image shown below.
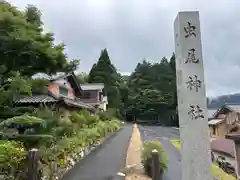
[79,49,178,126]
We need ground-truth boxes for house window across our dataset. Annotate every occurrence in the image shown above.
[212,126,216,135]
[59,86,68,96]
[83,91,91,99]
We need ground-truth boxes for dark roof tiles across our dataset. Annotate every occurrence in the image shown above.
[15,95,57,104]
[211,139,235,157]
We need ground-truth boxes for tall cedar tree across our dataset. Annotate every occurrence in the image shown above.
[88,49,122,108]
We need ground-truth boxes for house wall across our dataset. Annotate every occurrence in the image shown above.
[80,90,108,111]
[99,96,108,111]
[216,113,227,119]
[48,79,75,99]
[99,102,107,111]
[81,90,102,102]
[209,123,227,139]
[226,111,239,125]
[209,111,240,139]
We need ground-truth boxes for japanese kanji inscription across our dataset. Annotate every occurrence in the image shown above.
[185,48,199,64]
[188,105,204,120]
[184,22,196,38]
[185,75,202,92]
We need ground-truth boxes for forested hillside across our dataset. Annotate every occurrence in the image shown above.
[84,49,178,125]
[87,49,240,125]
[125,54,177,124]
[207,93,240,109]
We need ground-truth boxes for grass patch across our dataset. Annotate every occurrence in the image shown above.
[170,139,236,180]
[171,139,181,149]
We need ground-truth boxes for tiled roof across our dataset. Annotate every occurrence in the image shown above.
[15,95,96,112]
[208,119,224,125]
[211,139,235,157]
[64,98,96,111]
[15,95,57,104]
[226,104,240,113]
[80,83,104,91]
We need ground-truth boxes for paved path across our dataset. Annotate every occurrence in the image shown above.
[61,124,132,180]
[138,125,182,180]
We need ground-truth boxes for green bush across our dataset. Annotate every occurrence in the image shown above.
[0,140,27,177]
[141,140,168,177]
[70,112,87,127]
[98,108,122,121]
[0,107,122,179]
[0,115,46,129]
[98,111,111,121]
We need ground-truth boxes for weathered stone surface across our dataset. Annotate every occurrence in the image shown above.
[174,11,212,180]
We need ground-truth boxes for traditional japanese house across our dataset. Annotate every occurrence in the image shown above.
[79,83,108,112]
[208,104,240,139]
[14,73,96,118]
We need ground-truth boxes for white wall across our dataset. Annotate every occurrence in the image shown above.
[99,96,108,111]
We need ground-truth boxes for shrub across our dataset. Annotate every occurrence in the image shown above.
[70,112,87,127]
[0,115,46,129]
[109,119,121,131]
[0,140,27,177]
[98,108,122,121]
[0,107,123,179]
[98,111,111,121]
[141,140,168,177]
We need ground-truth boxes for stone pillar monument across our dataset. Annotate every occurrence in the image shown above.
[174,11,213,180]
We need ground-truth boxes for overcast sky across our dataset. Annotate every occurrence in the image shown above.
[8,0,240,97]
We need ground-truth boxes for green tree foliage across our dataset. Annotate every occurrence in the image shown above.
[76,72,89,83]
[0,2,81,118]
[0,1,79,79]
[88,49,123,109]
[127,55,177,125]
[29,78,49,93]
[0,74,31,119]
[25,4,42,28]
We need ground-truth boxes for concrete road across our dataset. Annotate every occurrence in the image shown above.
[61,124,132,180]
[140,126,180,139]
[138,125,181,180]
[138,126,219,180]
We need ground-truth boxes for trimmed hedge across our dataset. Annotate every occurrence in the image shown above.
[0,109,122,179]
